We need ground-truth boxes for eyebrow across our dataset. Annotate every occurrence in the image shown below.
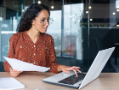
[40,17,49,19]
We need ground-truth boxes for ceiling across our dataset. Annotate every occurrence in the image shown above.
[0,0,117,19]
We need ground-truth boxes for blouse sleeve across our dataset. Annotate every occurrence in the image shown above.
[4,34,16,72]
[46,36,60,73]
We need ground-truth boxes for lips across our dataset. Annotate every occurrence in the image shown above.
[44,28,47,30]
[43,28,47,30]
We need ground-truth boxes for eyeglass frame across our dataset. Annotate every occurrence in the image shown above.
[34,18,54,25]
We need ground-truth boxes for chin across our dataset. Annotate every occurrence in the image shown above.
[39,29,47,33]
[40,31,47,34]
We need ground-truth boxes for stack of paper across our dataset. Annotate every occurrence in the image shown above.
[0,77,25,90]
[4,57,50,72]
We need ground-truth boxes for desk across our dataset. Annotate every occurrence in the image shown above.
[0,72,119,90]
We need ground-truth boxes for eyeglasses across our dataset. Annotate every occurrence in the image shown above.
[35,18,54,25]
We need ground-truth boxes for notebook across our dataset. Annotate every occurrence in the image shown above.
[42,47,115,89]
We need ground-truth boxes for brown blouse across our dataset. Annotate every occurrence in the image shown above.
[4,31,60,73]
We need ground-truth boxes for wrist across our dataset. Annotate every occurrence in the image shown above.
[58,65,64,72]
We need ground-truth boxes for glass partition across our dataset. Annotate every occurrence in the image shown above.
[0,0,21,71]
[0,0,118,72]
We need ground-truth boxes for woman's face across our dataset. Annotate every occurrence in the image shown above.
[32,10,49,33]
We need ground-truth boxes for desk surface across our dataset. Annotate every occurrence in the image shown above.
[0,72,119,90]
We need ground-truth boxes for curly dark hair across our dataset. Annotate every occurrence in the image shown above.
[17,3,50,32]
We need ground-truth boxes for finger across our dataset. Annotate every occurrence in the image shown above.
[19,71,22,73]
[18,71,23,73]
[63,69,70,73]
[66,67,80,70]
[13,69,18,71]
[72,66,80,68]
[12,74,18,77]
[10,73,17,77]
[73,69,78,77]
[10,72,18,76]
[10,70,20,74]
[11,69,19,72]
[10,71,20,76]
[76,69,82,73]
[13,69,22,73]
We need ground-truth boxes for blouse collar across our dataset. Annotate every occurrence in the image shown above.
[23,31,46,45]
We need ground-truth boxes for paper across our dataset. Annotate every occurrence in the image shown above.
[0,77,25,90]
[4,57,50,72]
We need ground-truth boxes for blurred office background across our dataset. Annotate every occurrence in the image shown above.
[0,0,119,72]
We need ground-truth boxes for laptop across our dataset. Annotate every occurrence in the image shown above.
[42,47,115,89]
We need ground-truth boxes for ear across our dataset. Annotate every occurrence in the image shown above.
[32,19,35,25]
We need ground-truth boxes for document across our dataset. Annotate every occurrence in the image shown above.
[4,57,50,72]
[0,77,25,90]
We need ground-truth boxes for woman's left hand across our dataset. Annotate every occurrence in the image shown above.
[58,65,82,77]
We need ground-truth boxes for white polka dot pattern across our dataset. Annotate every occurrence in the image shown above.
[4,31,60,73]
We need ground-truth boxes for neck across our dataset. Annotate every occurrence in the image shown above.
[26,27,40,40]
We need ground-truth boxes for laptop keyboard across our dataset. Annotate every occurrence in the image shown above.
[58,73,86,85]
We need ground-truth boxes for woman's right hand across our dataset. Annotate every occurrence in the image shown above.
[9,67,23,77]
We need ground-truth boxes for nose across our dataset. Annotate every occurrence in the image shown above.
[44,21,49,26]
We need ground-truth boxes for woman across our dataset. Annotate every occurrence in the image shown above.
[4,4,81,77]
